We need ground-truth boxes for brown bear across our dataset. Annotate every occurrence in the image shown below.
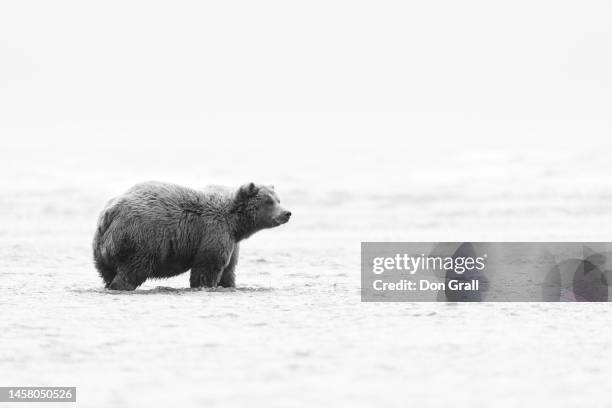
[92,181,291,290]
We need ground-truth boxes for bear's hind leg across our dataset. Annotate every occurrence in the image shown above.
[108,273,137,291]
[97,263,117,288]
[108,265,148,291]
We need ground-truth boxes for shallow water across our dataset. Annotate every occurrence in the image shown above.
[2,141,612,407]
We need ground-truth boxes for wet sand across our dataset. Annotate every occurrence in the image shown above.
[1,141,612,407]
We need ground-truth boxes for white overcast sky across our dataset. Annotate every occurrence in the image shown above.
[1,0,610,148]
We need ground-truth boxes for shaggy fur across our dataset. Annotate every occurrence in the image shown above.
[92,181,291,290]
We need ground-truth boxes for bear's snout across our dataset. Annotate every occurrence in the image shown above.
[277,210,292,224]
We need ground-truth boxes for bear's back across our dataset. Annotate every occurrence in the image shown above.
[117,181,233,219]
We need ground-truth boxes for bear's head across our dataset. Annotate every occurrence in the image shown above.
[232,182,291,240]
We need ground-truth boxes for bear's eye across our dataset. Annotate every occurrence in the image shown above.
[266,198,275,205]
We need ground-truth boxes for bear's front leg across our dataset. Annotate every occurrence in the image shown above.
[218,245,239,288]
[189,269,201,288]
[190,250,230,288]
[190,266,224,288]
[189,244,234,288]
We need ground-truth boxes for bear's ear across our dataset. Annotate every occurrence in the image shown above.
[268,185,275,190]
[237,182,258,200]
